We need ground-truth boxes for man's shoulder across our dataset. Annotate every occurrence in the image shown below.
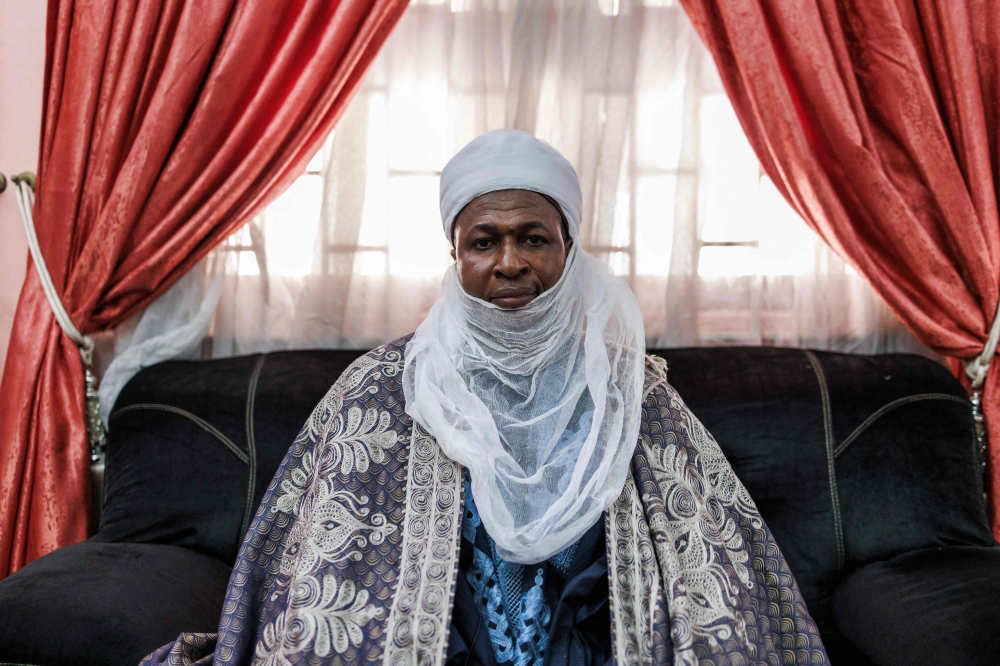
[365,333,414,362]
[329,334,414,398]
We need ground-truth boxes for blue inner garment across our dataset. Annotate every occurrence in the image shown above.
[448,473,611,666]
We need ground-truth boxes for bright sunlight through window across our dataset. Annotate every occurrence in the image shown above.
[235,0,812,285]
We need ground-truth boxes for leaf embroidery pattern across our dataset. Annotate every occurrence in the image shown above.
[252,575,383,663]
[274,451,315,516]
[286,574,384,657]
[319,406,398,475]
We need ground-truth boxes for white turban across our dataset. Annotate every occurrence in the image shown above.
[404,130,645,564]
[439,129,583,241]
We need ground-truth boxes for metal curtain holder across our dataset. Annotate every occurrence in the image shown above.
[11,172,107,468]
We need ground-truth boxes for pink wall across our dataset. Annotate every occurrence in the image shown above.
[0,3,47,380]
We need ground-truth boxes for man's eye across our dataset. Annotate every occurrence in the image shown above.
[473,239,493,249]
[525,235,546,245]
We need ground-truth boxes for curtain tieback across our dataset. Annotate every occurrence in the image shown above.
[961,296,1000,477]
[963,295,1000,389]
[12,176,107,467]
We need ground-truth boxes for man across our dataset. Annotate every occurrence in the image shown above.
[143,131,828,666]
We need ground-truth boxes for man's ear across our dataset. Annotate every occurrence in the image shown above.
[565,237,573,257]
[450,248,456,260]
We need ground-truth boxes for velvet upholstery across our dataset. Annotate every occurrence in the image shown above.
[833,546,1000,665]
[0,541,231,666]
[656,348,995,662]
[96,350,363,564]
[0,346,994,665]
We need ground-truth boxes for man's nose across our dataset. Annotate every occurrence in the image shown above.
[494,239,529,278]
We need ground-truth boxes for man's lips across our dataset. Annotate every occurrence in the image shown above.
[490,287,537,308]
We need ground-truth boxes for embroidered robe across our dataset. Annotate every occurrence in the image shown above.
[142,336,829,666]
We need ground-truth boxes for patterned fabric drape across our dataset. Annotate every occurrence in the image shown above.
[0,0,408,577]
[676,0,1000,538]
[140,337,828,666]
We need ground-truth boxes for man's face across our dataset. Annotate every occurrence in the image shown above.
[451,189,573,309]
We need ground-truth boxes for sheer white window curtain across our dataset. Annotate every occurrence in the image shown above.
[98,0,927,420]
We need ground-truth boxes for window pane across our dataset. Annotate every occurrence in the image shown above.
[635,88,685,171]
[356,251,388,277]
[222,225,251,249]
[220,226,260,276]
[263,174,322,277]
[359,93,389,248]
[635,174,677,276]
[596,0,622,16]
[595,251,631,276]
[756,176,815,276]
[698,94,759,243]
[389,81,449,171]
[305,146,325,173]
[387,12,450,172]
[698,245,757,277]
[387,175,452,277]
[233,251,260,276]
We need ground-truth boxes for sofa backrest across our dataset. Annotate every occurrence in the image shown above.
[99,346,994,637]
[657,347,994,636]
[98,351,361,565]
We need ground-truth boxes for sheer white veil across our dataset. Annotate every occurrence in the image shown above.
[403,130,645,564]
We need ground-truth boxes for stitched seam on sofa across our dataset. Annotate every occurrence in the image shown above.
[832,393,971,459]
[804,350,845,571]
[111,404,248,465]
[241,354,267,539]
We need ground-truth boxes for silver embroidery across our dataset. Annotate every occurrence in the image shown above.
[641,381,764,664]
[287,575,384,655]
[607,474,662,666]
[297,350,404,445]
[319,406,399,475]
[280,483,397,575]
[274,450,314,515]
[254,347,405,663]
[253,612,289,666]
[253,576,384,664]
[338,350,405,401]
[382,424,463,666]
[300,385,345,446]
[643,354,668,399]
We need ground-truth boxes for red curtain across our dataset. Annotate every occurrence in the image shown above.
[677,0,1000,536]
[0,0,408,577]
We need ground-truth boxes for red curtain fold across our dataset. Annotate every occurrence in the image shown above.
[677,0,1000,536]
[0,0,408,577]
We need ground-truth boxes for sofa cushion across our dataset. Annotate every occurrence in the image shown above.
[657,347,994,646]
[832,546,1000,666]
[0,541,231,666]
[815,352,993,564]
[99,350,361,564]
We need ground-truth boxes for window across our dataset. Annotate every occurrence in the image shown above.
[213,0,911,350]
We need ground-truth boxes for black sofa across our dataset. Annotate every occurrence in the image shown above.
[0,347,997,665]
